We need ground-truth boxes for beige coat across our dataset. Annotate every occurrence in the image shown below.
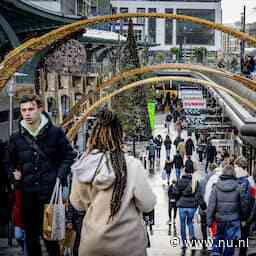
[70,151,156,256]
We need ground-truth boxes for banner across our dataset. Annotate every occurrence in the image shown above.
[147,102,155,130]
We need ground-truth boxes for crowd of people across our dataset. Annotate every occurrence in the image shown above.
[144,100,256,255]
[1,93,256,256]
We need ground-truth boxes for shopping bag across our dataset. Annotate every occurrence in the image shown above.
[43,178,65,241]
[161,170,167,180]
[59,229,76,255]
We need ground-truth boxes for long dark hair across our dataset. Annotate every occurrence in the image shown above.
[87,109,127,222]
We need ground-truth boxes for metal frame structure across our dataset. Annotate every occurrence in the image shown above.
[1,13,256,91]
[66,76,256,141]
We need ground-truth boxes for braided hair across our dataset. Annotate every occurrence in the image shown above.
[87,109,127,223]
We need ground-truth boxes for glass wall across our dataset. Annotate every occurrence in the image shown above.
[176,9,215,45]
[165,8,173,45]
[148,8,156,43]
[137,8,145,25]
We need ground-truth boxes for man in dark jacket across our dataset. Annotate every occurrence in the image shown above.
[164,135,172,159]
[207,165,244,256]
[4,95,75,256]
[205,140,217,173]
[184,155,194,174]
[173,150,183,180]
[185,137,195,157]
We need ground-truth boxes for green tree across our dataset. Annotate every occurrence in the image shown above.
[193,47,207,63]
[113,18,151,139]
[170,47,180,62]
[155,52,165,64]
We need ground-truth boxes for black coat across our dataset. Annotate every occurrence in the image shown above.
[206,144,217,162]
[185,138,195,156]
[164,138,172,150]
[173,154,183,169]
[176,175,205,209]
[185,159,194,173]
[4,114,75,201]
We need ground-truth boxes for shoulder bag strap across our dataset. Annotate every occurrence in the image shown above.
[91,153,105,183]
[22,135,48,160]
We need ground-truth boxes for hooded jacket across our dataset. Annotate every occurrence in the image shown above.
[207,175,241,226]
[70,151,156,256]
[4,112,75,201]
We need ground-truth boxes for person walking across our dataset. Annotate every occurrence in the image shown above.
[4,95,75,256]
[185,137,195,157]
[205,140,217,173]
[165,112,172,134]
[70,109,156,256]
[168,180,178,225]
[164,157,173,185]
[172,151,184,180]
[147,139,156,171]
[154,134,163,159]
[207,165,249,256]
[175,169,206,250]
[164,135,172,160]
[184,156,195,174]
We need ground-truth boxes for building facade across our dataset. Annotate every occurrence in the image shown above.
[111,0,222,54]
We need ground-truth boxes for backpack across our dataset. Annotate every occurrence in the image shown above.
[237,177,251,221]
[166,114,172,122]
[147,144,155,156]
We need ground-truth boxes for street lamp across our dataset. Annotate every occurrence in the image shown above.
[6,72,28,136]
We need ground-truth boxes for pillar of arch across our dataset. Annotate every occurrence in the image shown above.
[1,13,256,91]
[66,76,256,142]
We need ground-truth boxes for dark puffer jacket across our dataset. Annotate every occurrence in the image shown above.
[4,113,75,201]
[207,175,241,226]
[176,175,204,209]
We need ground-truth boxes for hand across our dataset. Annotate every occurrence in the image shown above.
[13,170,22,180]
[67,223,73,230]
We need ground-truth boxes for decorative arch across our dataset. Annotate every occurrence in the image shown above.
[1,13,256,90]
[66,76,256,141]
[61,63,256,127]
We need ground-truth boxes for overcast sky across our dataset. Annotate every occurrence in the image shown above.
[222,0,256,24]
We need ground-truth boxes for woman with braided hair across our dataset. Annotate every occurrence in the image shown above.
[70,109,156,256]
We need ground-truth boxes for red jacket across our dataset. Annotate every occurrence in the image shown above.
[12,190,24,228]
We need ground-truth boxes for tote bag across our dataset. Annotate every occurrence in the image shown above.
[43,178,65,241]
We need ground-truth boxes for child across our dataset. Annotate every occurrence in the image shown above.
[168,180,178,225]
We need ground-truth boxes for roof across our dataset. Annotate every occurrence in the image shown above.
[0,0,81,53]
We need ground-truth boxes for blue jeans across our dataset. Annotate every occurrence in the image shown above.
[212,220,241,256]
[179,208,197,247]
[176,168,181,180]
[15,227,27,256]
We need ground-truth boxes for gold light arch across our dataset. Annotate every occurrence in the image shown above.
[1,13,256,90]
[66,76,256,141]
[62,63,256,127]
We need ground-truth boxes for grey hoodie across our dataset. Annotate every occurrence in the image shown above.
[70,151,157,256]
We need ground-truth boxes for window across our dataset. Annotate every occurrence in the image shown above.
[112,7,117,15]
[120,8,129,23]
[176,9,215,45]
[137,8,145,25]
[134,30,143,41]
[148,8,156,43]
[165,9,173,45]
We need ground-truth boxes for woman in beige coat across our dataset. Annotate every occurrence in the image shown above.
[70,109,156,256]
